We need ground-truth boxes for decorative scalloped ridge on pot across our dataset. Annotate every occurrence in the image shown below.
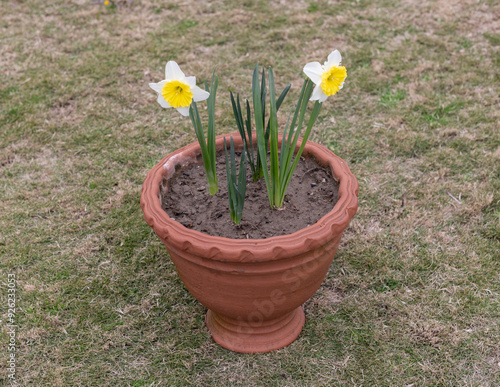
[141,133,358,353]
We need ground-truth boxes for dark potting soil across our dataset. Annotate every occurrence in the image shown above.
[161,153,339,239]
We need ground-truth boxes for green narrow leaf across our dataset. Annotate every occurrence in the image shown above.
[224,136,247,224]
[279,109,293,176]
[262,83,290,171]
[245,99,260,181]
[244,99,254,165]
[253,65,272,206]
[189,103,209,165]
[230,91,244,135]
[224,137,236,220]
[261,67,267,129]
[276,85,292,177]
[231,90,258,180]
[191,105,217,194]
[238,148,247,199]
[236,148,247,220]
[245,99,253,148]
[276,84,291,111]
[230,136,236,184]
[280,79,312,188]
[240,95,256,176]
[281,99,322,203]
[268,67,280,207]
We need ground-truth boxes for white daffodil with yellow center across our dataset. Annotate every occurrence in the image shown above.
[303,50,347,102]
[149,61,210,116]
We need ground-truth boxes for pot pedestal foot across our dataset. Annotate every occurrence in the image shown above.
[205,307,305,353]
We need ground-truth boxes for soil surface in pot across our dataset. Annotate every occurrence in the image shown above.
[161,153,339,239]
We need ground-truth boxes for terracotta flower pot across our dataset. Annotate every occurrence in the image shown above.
[141,133,358,353]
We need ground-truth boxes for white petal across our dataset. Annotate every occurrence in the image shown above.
[149,80,165,93]
[319,91,328,103]
[191,85,210,102]
[165,61,185,81]
[185,76,196,87]
[157,94,171,108]
[310,83,325,101]
[176,106,190,116]
[303,61,323,84]
[325,50,342,68]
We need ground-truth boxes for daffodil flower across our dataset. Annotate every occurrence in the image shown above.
[149,61,210,116]
[303,50,347,102]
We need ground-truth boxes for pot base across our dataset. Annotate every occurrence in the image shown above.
[205,307,305,353]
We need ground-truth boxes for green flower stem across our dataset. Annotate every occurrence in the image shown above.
[188,70,219,195]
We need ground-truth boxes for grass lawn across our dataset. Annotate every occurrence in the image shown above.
[1,0,499,385]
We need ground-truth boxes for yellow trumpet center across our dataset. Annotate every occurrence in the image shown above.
[320,66,347,96]
[161,80,193,108]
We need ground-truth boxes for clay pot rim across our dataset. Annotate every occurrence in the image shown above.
[141,132,358,262]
